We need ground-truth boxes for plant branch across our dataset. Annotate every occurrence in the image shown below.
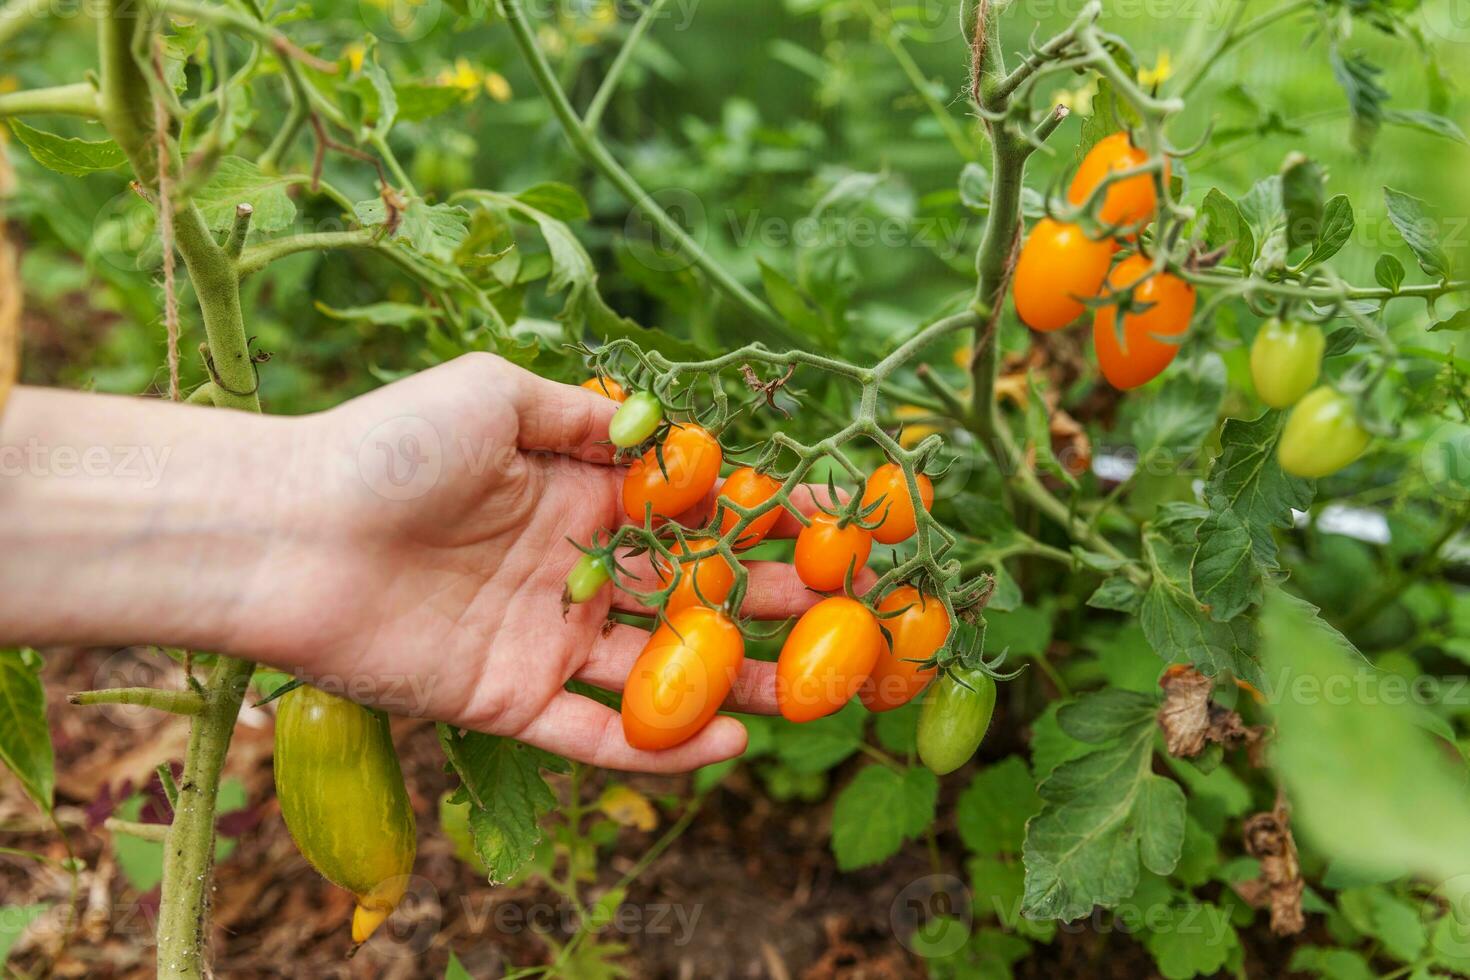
[69,687,205,715]
[495,0,797,343]
[0,83,100,118]
[236,228,380,276]
[582,0,668,132]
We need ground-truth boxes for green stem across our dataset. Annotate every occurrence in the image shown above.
[0,83,100,118]
[153,657,255,980]
[69,687,205,715]
[859,0,978,161]
[1173,0,1316,98]
[582,0,668,132]
[494,0,795,342]
[105,818,170,842]
[235,228,379,276]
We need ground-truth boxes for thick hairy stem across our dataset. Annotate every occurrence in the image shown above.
[97,4,261,976]
[153,657,254,979]
[98,0,259,411]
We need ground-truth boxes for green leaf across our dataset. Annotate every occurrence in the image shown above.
[1130,356,1225,455]
[830,765,937,870]
[0,649,54,813]
[1202,412,1313,569]
[873,702,919,754]
[1088,575,1144,614]
[1198,188,1254,270]
[1337,886,1426,963]
[1141,520,1262,682]
[1384,186,1450,279]
[515,182,589,222]
[445,952,473,980]
[194,156,297,233]
[1280,154,1325,250]
[1383,109,1470,146]
[773,704,865,773]
[1429,310,1470,332]
[956,757,1040,856]
[1300,195,1355,268]
[1290,946,1376,980]
[363,51,398,139]
[1021,688,1185,921]
[1375,253,1406,293]
[1144,903,1239,980]
[314,300,438,328]
[1029,701,1090,778]
[1191,503,1262,622]
[437,727,566,884]
[1330,46,1389,152]
[1262,589,1470,889]
[758,259,830,343]
[8,120,126,176]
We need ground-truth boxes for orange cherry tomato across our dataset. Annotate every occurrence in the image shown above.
[860,587,948,712]
[1012,218,1114,332]
[656,537,737,615]
[581,376,627,401]
[860,463,935,545]
[777,597,884,722]
[621,606,745,750]
[1092,254,1197,390]
[794,512,873,592]
[622,425,723,523]
[1067,132,1161,229]
[717,467,784,549]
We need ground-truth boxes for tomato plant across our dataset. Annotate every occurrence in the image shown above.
[916,667,997,775]
[655,536,737,615]
[860,462,935,545]
[860,586,945,712]
[622,424,723,523]
[1012,218,1115,332]
[793,512,874,592]
[1278,386,1373,478]
[1250,317,1326,409]
[717,467,785,548]
[273,686,417,944]
[776,597,885,723]
[608,389,663,447]
[621,606,745,750]
[1092,255,1198,389]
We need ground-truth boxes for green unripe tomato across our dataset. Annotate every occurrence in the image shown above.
[1278,386,1371,478]
[564,552,612,604]
[273,685,417,943]
[608,391,663,448]
[1250,317,1325,409]
[916,666,996,775]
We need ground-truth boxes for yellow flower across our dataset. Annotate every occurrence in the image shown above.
[0,76,19,95]
[1138,51,1172,87]
[597,785,657,831]
[484,72,512,103]
[343,42,366,74]
[436,56,482,93]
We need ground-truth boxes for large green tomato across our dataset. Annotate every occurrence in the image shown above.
[1278,386,1371,478]
[1250,317,1324,409]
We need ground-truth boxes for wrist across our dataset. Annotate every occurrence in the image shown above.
[0,387,307,656]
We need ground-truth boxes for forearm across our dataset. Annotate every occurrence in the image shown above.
[0,386,307,653]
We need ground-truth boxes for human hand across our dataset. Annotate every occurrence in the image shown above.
[239,354,858,772]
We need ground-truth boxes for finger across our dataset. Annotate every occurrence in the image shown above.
[511,689,748,773]
[609,557,877,619]
[505,365,618,464]
[573,624,780,715]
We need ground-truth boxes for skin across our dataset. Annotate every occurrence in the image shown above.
[0,353,868,773]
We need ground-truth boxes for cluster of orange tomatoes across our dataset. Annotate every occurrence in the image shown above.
[1012,133,1196,389]
[571,377,981,765]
